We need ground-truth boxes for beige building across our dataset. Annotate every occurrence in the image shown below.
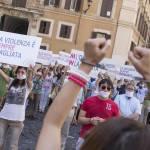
[0,0,149,64]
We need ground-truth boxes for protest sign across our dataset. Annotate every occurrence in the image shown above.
[0,31,41,67]
[119,65,142,79]
[51,54,60,65]
[59,51,70,66]
[69,49,83,68]
[36,49,52,65]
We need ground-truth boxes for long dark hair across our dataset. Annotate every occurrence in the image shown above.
[9,66,27,89]
[81,117,150,150]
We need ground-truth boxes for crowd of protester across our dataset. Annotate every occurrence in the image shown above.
[0,38,150,150]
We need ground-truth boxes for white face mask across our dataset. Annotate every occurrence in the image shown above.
[126,91,134,98]
[99,91,110,99]
[17,74,27,80]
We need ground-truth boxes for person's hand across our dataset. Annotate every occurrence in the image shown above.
[84,38,111,65]
[80,38,111,74]
[128,47,150,80]
[90,117,105,126]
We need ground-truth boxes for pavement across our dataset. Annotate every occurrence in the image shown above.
[19,112,80,150]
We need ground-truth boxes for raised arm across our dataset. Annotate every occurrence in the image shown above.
[0,68,10,83]
[36,38,111,150]
[128,47,150,81]
[129,47,150,100]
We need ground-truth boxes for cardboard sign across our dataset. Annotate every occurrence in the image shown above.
[0,31,41,67]
[36,49,52,65]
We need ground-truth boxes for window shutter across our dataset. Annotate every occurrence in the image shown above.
[44,0,49,5]
[100,0,114,18]
[64,0,71,9]
[45,22,50,34]
[54,0,60,7]
[75,0,81,12]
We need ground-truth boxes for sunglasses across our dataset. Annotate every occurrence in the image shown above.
[101,86,111,91]
[17,71,26,74]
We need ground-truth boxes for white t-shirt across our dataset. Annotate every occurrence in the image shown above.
[136,87,148,103]
[115,94,141,118]
[0,79,32,121]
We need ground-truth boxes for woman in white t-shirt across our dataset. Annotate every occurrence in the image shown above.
[0,66,33,150]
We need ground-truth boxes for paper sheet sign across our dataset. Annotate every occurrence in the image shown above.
[0,31,41,67]
[36,49,52,65]
[59,51,70,66]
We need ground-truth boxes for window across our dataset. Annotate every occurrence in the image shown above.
[147,35,150,48]
[56,22,75,41]
[91,32,111,40]
[130,41,136,51]
[12,0,27,8]
[138,13,148,40]
[64,0,82,12]
[40,45,47,50]
[44,0,60,7]
[100,0,114,18]
[59,25,72,38]
[39,21,51,34]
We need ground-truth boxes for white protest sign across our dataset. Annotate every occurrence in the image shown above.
[119,65,142,79]
[51,54,60,65]
[36,49,52,65]
[0,31,41,67]
[59,51,70,66]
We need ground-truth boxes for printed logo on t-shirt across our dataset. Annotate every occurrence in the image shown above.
[6,87,26,105]
[106,103,112,111]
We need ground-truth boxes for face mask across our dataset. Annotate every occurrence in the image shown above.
[126,91,134,98]
[99,91,110,99]
[17,74,26,80]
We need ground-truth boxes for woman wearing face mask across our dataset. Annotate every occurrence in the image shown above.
[76,78,120,150]
[0,66,33,150]
[115,82,141,120]
[27,68,43,119]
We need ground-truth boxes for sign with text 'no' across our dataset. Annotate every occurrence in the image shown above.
[0,31,41,67]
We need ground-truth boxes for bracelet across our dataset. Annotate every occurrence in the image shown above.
[81,58,96,67]
[68,69,90,82]
[68,75,86,87]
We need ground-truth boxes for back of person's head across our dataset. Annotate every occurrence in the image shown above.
[81,117,150,150]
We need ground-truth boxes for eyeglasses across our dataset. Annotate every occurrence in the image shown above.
[101,86,111,91]
[17,71,25,75]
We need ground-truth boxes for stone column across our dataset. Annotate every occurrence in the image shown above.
[112,0,140,64]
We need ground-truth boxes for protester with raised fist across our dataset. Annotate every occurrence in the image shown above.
[36,38,111,150]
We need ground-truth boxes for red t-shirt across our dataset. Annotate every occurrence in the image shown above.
[80,96,119,138]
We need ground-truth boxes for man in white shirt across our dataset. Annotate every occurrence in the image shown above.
[115,82,141,120]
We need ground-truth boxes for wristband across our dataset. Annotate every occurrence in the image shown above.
[68,69,90,82]
[68,75,86,87]
[81,58,96,67]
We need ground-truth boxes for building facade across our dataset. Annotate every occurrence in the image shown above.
[0,0,149,64]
